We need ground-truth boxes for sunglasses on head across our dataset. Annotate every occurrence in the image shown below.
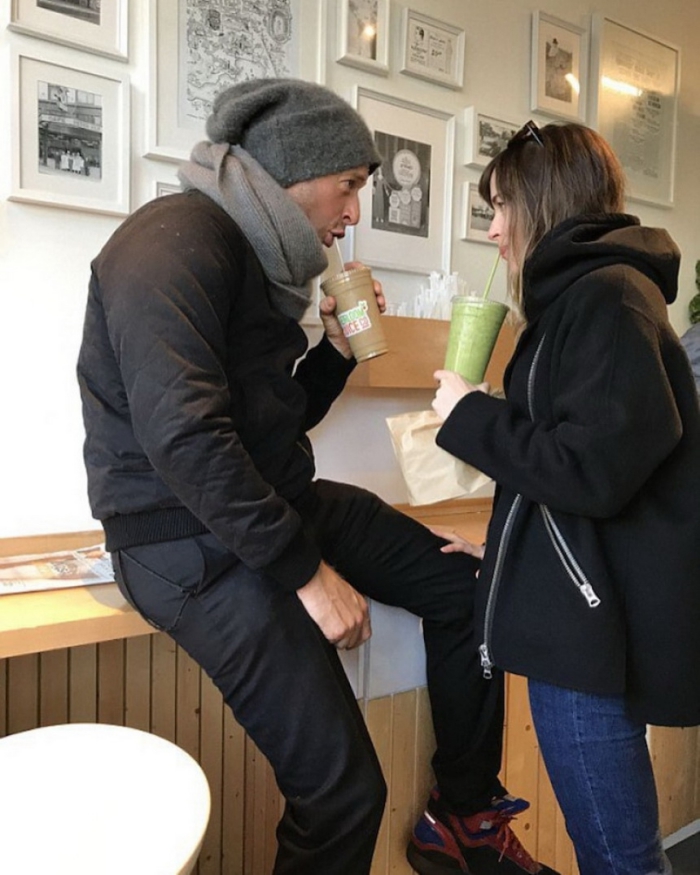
[508,119,544,148]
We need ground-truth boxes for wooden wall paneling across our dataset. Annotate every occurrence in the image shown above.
[124,634,152,731]
[265,754,285,875]
[7,653,39,734]
[198,670,225,875]
[244,735,279,875]
[221,705,246,875]
[366,695,393,875]
[243,737,259,875]
[150,632,177,742]
[502,675,538,831]
[389,690,418,875]
[175,645,202,761]
[68,643,97,723]
[652,726,700,836]
[534,745,558,866]
[97,638,125,725]
[39,648,69,727]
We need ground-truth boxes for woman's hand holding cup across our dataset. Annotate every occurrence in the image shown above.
[432,369,489,421]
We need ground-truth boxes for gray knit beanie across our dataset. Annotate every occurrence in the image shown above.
[205,78,382,188]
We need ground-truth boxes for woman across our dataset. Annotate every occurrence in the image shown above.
[431,121,700,874]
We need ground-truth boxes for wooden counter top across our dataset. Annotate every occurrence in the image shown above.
[0,500,492,660]
[0,530,152,659]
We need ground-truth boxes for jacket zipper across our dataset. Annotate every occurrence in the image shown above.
[539,507,601,607]
[479,494,521,678]
[479,332,600,679]
[527,334,601,608]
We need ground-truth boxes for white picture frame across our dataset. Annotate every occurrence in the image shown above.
[147,0,309,163]
[460,183,496,245]
[336,0,389,75]
[463,108,519,168]
[349,87,455,274]
[530,11,588,122]
[590,15,679,208]
[154,181,182,198]
[10,46,130,217]
[9,0,129,62]
[400,9,465,90]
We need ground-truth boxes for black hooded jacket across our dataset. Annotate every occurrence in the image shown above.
[437,214,700,726]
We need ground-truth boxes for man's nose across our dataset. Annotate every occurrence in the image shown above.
[344,194,361,226]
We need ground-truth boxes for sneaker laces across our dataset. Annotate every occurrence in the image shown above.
[489,811,540,871]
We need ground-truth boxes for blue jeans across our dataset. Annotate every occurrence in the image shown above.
[529,680,672,875]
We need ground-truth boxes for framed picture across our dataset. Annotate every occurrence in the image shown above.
[10,46,130,217]
[147,0,313,163]
[154,181,182,198]
[400,9,465,90]
[349,87,455,274]
[9,0,129,62]
[591,16,679,208]
[530,11,587,122]
[463,108,518,168]
[336,0,389,75]
[460,183,496,244]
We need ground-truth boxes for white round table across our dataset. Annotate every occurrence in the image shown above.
[0,723,211,875]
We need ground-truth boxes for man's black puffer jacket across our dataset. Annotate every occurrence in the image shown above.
[78,190,354,592]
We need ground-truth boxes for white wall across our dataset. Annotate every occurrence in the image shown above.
[1,0,699,538]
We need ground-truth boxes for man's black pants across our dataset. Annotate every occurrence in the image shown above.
[112,479,505,875]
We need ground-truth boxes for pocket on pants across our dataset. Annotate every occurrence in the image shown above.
[112,538,207,633]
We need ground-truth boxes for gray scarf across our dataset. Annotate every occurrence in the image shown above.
[178,142,328,321]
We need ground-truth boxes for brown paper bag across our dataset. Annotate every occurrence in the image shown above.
[386,409,492,506]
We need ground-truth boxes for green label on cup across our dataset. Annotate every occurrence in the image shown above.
[338,301,372,337]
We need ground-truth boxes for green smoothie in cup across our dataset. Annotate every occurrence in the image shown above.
[444,296,508,383]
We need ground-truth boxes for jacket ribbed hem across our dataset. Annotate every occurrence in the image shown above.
[103,506,209,552]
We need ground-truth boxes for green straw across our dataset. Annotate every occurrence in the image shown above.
[481,252,501,301]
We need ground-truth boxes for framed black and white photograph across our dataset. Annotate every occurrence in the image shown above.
[147,0,317,162]
[591,16,679,208]
[10,0,129,61]
[463,108,518,168]
[400,9,465,90]
[460,183,496,245]
[349,87,455,273]
[10,47,130,216]
[530,11,587,122]
[336,0,389,75]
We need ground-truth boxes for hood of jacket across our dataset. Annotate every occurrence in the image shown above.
[522,214,681,323]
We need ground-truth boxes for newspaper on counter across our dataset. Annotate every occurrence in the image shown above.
[0,545,114,595]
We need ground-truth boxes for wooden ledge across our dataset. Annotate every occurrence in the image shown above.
[0,498,493,660]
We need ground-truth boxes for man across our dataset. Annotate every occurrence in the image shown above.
[77,79,557,875]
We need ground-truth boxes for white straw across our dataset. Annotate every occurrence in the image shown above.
[481,252,501,301]
[334,238,345,274]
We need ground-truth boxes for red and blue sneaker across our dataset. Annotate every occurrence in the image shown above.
[406,789,560,875]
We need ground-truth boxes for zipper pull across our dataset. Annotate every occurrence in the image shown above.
[479,643,494,679]
[580,583,601,608]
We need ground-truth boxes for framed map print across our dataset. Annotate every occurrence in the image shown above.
[147,0,320,162]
